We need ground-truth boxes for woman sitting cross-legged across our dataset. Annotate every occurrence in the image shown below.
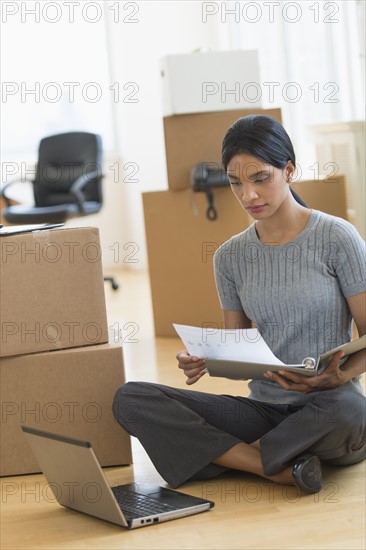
[113,115,366,494]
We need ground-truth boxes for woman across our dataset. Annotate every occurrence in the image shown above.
[113,115,366,494]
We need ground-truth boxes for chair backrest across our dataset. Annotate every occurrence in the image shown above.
[33,132,103,207]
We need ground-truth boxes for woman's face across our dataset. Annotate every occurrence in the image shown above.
[226,153,294,220]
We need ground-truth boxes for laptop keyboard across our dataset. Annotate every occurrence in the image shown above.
[112,486,178,519]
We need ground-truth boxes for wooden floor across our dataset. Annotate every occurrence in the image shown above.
[1,268,365,550]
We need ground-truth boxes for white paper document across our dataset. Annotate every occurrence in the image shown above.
[173,324,284,365]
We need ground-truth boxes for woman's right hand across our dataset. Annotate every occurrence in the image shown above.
[176,350,207,385]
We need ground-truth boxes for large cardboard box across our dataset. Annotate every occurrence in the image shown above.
[161,51,261,116]
[163,108,282,190]
[0,343,132,476]
[0,226,108,357]
[143,187,251,337]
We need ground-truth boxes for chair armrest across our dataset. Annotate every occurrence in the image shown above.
[1,178,34,207]
[69,171,103,212]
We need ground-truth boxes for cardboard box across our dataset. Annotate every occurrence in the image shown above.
[0,226,108,357]
[161,51,261,116]
[143,187,251,337]
[163,108,282,190]
[0,343,132,476]
[291,175,348,220]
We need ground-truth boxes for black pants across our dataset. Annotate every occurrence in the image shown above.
[113,382,366,488]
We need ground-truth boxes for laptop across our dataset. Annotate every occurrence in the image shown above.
[21,425,214,529]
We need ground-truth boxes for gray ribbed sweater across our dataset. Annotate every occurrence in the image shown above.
[214,210,366,404]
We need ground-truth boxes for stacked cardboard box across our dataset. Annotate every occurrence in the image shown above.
[0,226,132,476]
[143,108,282,336]
[163,108,282,191]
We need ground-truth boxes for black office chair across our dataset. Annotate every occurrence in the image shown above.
[1,131,118,290]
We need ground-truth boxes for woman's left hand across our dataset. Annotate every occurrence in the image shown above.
[263,350,346,393]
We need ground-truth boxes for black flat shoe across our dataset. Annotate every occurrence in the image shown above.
[292,454,323,494]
